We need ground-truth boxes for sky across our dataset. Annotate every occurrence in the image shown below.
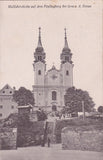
[0,1,103,108]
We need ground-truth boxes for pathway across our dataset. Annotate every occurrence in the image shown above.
[0,144,103,160]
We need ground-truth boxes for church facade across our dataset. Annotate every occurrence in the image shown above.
[33,28,74,111]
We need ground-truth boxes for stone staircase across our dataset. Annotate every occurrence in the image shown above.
[44,120,56,144]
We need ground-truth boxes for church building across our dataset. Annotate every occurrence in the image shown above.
[33,28,74,111]
[0,84,18,119]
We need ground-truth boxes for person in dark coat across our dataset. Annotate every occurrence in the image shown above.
[41,135,45,147]
[47,137,51,147]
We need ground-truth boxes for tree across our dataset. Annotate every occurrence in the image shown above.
[13,87,35,106]
[98,106,103,113]
[64,87,95,114]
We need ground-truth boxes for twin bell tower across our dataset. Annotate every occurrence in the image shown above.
[33,28,74,111]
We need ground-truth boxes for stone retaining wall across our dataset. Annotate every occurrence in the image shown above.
[62,127,103,152]
[17,121,45,147]
[0,128,17,150]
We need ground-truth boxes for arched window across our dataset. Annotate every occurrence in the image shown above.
[52,105,57,111]
[38,70,41,75]
[66,70,69,75]
[38,56,42,61]
[52,91,57,100]
[65,56,69,61]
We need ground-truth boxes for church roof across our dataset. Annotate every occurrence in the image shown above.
[35,27,44,52]
[62,28,71,53]
[34,27,46,63]
[48,65,59,72]
[0,84,14,96]
[37,27,42,47]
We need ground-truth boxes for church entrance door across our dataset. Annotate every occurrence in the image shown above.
[52,105,57,111]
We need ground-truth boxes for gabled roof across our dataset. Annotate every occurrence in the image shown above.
[0,84,14,96]
[48,65,59,72]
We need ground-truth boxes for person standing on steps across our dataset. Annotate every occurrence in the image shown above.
[47,136,51,147]
[41,135,45,147]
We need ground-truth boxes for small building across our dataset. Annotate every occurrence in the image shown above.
[17,105,33,115]
[17,105,38,121]
[78,112,90,117]
[0,84,18,119]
